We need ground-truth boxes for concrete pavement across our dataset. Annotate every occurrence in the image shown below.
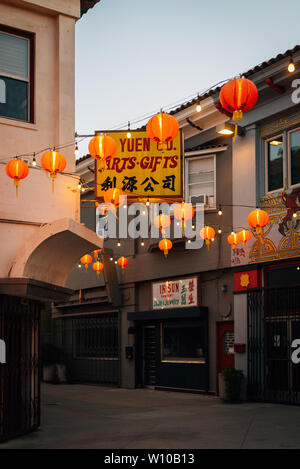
[1,383,300,449]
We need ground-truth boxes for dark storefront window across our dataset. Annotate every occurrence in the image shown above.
[162,321,206,363]
[73,313,119,359]
[266,264,300,288]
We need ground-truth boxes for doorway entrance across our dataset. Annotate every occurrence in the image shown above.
[143,325,157,386]
[0,295,40,442]
[217,321,234,373]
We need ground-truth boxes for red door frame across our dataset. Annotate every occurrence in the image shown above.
[216,321,234,373]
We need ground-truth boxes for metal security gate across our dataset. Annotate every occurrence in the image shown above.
[53,312,120,385]
[143,326,156,386]
[248,286,300,404]
[0,295,40,442]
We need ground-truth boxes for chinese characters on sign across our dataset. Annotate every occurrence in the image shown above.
[95,131,182,200]
[152,277,198,309]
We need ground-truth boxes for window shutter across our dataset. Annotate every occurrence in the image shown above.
[0,32,28,79]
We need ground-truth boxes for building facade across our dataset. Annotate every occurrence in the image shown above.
[231,46,300,405]
[55,94,235,394]
[0,0,101,442]
[55,46,300,404]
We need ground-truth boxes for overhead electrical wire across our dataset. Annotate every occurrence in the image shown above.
[0,48,295,165]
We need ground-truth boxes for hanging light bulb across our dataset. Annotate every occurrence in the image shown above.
[117,241,121,247]
[218,227,222,234]
[127,121,131,139]
[141,240,145,246]
[196,94,201,112]
[218,205,223,216]
[293,212,297,218]
[146,198,150,207]
[78,180,82,190]
[32,153,37,167]
[288,57,295,73]
[75,142,79,157]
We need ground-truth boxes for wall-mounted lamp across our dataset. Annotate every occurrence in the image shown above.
[216,122,244,137]
[216,122,234,135]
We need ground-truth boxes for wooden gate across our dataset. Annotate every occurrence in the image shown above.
[0,295,40,442]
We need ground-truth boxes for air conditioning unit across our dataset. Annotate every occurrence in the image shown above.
[190,194,208,206]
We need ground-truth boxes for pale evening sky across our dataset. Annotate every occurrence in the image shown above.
[75,0,300,156]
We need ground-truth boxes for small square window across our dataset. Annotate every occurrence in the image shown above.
[185,155,216,208]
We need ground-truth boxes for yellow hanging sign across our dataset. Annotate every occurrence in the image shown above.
[95,130,183,203]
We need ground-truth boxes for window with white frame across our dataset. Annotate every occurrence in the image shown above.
[185,155,216,208]
[265,128,300,193]
[0,28,33,122]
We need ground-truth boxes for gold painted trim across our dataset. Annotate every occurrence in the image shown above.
[260,113,300,137]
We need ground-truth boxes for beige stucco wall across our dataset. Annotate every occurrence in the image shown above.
[0,0,86,279]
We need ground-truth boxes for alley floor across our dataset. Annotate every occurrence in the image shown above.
[2,383,300,449]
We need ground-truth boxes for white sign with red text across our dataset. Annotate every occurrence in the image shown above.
[152,277,197,309]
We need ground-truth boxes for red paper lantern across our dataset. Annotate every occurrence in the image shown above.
[159,238,172,258]
[88,135,117,170]
[103,188,125,208]
[200,226,215,250]
[92,249,102,260]
[5,159,29,196]
[173,203,194,235]
[117,256,128,269]
[146,112,179,150]
[154,214,171,235]
[220,78,258,139]
[80,254,93,271]
[227,232,241,250]
[248,209,269,235]
[92,261,104,277]
[238,229,252,247]
[41,150,66,191]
